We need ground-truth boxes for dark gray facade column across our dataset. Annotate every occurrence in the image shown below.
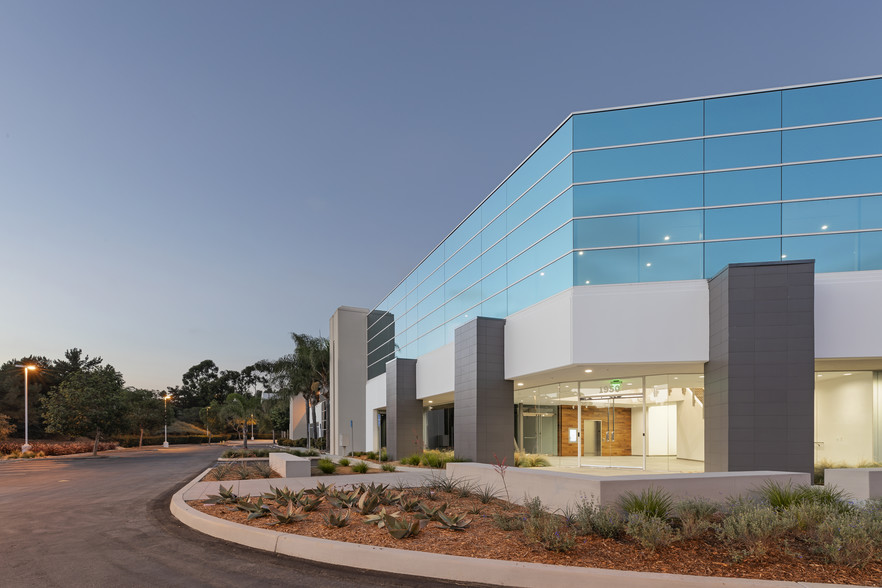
[454,317,513,464]
[705,260,815,474]
[385,358,422,460]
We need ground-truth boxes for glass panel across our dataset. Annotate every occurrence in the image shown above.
[645,374,706,472]
[705,204,781,240]
[783,120,882,163]
[515,384,559,458]
[507,119,572,201]
[575,211,702,249]
[507,156,572,232]
[705,91,781,134]
[782,199,860,235]
[861,196,882,229]
[507,254,572,315]
[575,248,638,286]
[782,157,882,200]
[782,78,882,126]
[507,188,572,261]
[704,131,780,170]
[573,101,703,149]
[579,377,644,469]
[507,223,572,284]
[704,238,781,277]
[638,244,703,282]
[859,231,882,270]
[573,140,703,183]
[574,174,702,216]
[814,371,874,466]
[782,234,858,272]
[704,167,781,206]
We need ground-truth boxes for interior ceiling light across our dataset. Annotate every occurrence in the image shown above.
[584,369,593,373]
[699,375,704,378]
[821,225,828,230]
[428,400,433,403]
[518,382,524,386]
[539,272,545,276]
[663,235,670,241]
[578,251,584,255]
[817,374,823,377]
[843,373,852,376]
[781,254,788,259]
[585,280,590,284]
[645,262,652,267]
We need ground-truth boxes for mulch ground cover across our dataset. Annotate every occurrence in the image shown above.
[190,488,882,585]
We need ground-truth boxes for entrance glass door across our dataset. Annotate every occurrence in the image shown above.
[578,378,645,469]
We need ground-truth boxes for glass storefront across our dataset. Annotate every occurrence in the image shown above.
[814,371,882,466]
[513,374,706,472]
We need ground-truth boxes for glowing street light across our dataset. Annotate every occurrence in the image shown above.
[163,394,172,448]
[250,413,255,441]
[13,364,36,452]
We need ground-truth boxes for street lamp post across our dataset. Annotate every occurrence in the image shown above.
[163,394,172,448]
[250,413,255,441]
[13,364,36,452]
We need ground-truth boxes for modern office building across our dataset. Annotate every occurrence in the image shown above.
[329,76,882,474]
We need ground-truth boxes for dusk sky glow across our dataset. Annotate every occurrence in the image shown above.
[2,1,881,390]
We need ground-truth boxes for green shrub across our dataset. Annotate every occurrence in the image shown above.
[514,452,552,467]
[717,502,795,558]
[379,448,389,462]
[365,451,378,460]
[317,459,337,474]
[252,462,274,478]
[401,454,422,466]
[492,512,526,531]
[625,512,678,552]
[524,512,576,552]
[674,498,720,539]
[338,458,350,467]
[420,451,444,468]
[381,462,397,472]
[351,461,369,473]
[572,500,625,539]
[808,508,882,567]
[618,487,674,520]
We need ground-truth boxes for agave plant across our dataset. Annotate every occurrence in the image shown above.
[398,495,422,513]
[323,509,351,528]
[262,485,299,506]
[358,482,389,496]
[382,490,405,505]
[298,495,323,512]
[435,511,472,531]
[415,502,448,521]
[205,485,238,505]
[307,481,334,498]
[235,497,270,520]
[327,490,360,509]
[266,503,309,525]
[363,508,400,528]
[356,492,381,515]
[384,514,427,539]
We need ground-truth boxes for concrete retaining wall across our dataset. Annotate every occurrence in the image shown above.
[445,463,811,510]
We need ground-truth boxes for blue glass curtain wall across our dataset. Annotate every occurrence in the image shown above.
[367,78,882,377]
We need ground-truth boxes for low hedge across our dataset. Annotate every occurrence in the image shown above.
[0,440,118,456]
[116,434,231,448]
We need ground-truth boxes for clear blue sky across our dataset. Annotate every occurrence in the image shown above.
[2,0,880,390]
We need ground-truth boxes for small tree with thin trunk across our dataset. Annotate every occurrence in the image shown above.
[42,366,127,455]
[124,388,163,447]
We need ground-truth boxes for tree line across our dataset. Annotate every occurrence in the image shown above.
[0,332,330,454]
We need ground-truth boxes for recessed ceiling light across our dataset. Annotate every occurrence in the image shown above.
[540,272,545,276]
[781,254,787,259]
[584,369,593,373]
[578,251,584,256]
[428,400,433,404]
[843,373,852,376]
[673,377,678,380]
[821,225,828,230]
[518,382,524,386]
[645,262,652,267]
[817,374,822,377]
[699,375,704,379]
[663,235,670,241]
[585,280,590,284]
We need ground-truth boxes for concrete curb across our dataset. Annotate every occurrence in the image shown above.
[169,471,852,588]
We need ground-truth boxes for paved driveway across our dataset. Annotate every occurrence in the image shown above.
[0,445,475,587]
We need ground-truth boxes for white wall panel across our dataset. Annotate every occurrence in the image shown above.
[416,342,455,399]
[816,270,882,359]
[364,373,387,451]
[504,289,573,379]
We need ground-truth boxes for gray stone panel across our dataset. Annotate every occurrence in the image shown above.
[705,260,814,474]
[385,358,421,460]
[455,317,514,464]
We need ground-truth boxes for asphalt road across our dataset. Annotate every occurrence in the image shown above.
[0,445,479,588]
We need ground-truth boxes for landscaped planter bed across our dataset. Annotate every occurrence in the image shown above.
[189,480,882,586]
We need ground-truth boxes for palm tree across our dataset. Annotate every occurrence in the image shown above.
[271,333,330,450]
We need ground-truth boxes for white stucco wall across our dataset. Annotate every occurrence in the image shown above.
[365,373,386,451]
[815,270,882,359]
[415,342,454,399]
